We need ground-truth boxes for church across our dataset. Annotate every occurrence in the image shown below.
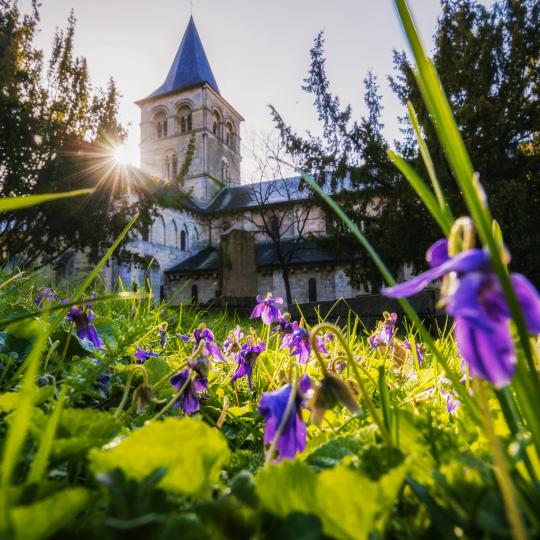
[115,16,368,309]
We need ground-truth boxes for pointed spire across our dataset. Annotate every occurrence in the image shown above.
[147,16,219,99]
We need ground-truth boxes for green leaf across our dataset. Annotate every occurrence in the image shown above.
[52,408,123,461]
[255,460,319,518]
[305,436,360,470]
[144,356,172,386]
[0,189,92,213]
[316,465,407,540]
[11,487,89,540]
[0,328,47,531]
[0,387,53,414]
[90,418,230,498]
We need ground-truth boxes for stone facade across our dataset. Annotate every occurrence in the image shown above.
[137,84,242,206]
[112,17,369,308]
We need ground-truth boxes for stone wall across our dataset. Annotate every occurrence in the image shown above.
[219,229,257,297]
[168,274,218,304]
[290,288,440,328]
[138,84,242,206]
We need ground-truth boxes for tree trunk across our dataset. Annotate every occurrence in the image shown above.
[281,265,293,309]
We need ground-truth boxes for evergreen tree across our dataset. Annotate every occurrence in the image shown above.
[270,34,435,290]
[390,0,540,284]
[271,0,540,289]
[0,1,156,269]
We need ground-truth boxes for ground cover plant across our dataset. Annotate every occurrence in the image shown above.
[1,1,540,539]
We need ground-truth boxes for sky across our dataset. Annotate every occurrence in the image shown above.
[24,0,492,181]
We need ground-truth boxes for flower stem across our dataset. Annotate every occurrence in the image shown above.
[151,377,191,421]
[265,369,299,464]
[475,379,528,540]
[113,365,147,419]
[311,323,392,447]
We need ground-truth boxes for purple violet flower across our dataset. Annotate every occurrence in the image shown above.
[251,293,284,325]
[66,304,104,349]
[281,322,331,364]
[134,347,159,363]
[223,325,244,355]
[170,361,208,415]
[403,339,425,365]
[179,324,224,362]
[271,313,294,336]
[230,340,266,389]
[382,239,540,388]
[368,312,397,349]
[258,374,311,461]
[35,288,60,308]
[158,324,167,349]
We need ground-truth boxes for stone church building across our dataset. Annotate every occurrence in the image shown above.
[115,16,367,308]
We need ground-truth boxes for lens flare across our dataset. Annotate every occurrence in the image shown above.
[113,145,132,165]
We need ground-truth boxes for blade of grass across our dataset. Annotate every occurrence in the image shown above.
[0,292,147,330]
[298,169,481,423]
[406,101,452,219]
[27,384,69,484]
[394,0,540,455]
[387,150,452,235]
[10,215,140,382]
[0,189,93,213]
[49,213,140,335]
[0,325,47,534]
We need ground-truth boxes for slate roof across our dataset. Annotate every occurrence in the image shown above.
[144,16,219,101]
[205,177,311,213]
[166,238,358,275]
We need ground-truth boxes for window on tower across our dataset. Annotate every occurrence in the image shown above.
[163,151,177,180]
[221,159,229,183]
[225,121,235,150]
[177,105,192,134]
[154,111,168,139]
[212,110,221,138]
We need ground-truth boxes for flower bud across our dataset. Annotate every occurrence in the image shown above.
[187,355,210,379]
[310,373,361,427]
[131,384,155,413]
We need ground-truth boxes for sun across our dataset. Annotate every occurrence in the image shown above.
[113,144,132,165]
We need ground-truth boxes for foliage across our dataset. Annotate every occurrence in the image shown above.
[271,0,540,289]
[0,1,156,268]
[1,1,540,539]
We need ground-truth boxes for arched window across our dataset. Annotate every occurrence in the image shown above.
[225,121,235,150]
[191,284,199,304]
[172,220,179,248]
[193,227,199,249]
[212,110,221,138]
[180,229,187,251]
[151,215,166,245]
[154,111,167,139]
[221,159,229,183]
[177,105,192,134]
[163,151,177,180]
[308,278,317,302]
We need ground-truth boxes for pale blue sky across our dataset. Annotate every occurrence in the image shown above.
[25,0,492,179]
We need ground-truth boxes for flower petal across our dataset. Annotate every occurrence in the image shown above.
[454,317,516,388]
[427,239,449,268]
[382,248,490,298]
[511,274,540,335]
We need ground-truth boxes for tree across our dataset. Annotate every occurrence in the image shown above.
[0,1,156,269]
[390,0,540,284]
[270,0,540,288]
[270,34,435,291]
[225,135,320,306]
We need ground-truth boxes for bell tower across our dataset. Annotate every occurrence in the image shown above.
[136,17,243,205]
